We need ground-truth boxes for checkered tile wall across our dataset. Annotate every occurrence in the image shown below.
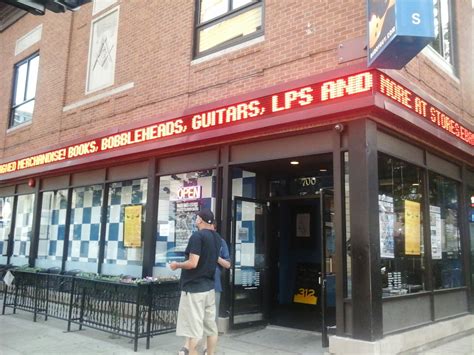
[65,185,103,272]
[36,190,68,269]
[153,170,216,278]
[11,194,35,266]
[0,196,13,265]
[102,179,147,277]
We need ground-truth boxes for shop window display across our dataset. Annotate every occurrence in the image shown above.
[11,194,35,266]
[36,190,68,269]
[0,196,14,264]
[378,154,425,297]
[153,170,216,278]
[429,173,463,289]
[65,185,103,273]
[102,179,147,277]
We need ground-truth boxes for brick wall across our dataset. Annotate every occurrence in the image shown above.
[0,0,472,161]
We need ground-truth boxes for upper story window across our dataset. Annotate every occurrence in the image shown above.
[194,0,263,58]
[431,0,454,66]
[10,53,39,128]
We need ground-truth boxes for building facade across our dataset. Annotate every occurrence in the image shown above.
[0,1,473,353]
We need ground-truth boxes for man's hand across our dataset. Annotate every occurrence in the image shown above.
[169,261,179,271]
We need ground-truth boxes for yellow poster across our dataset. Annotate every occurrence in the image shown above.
[404,200,421,255]
[124,205,142,248]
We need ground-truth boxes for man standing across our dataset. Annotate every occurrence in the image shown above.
[170,208,221,355]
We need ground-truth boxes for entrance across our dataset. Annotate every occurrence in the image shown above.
[229,155,336,343]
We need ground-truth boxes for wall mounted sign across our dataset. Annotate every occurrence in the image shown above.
[404,200,421,255]
[123,205,142,248]
[368,0,435,68]
[1,70,472,178]
[174,185,202,201]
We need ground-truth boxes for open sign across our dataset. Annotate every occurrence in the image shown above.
[176,185,202,201]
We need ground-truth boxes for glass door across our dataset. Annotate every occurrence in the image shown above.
[320,188,335,347]
[230,197,269,327]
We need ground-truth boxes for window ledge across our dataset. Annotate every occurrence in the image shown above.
[63,82,134,112]
[421,46,460,84]
[6,120,32,134]
[191,36,265,65]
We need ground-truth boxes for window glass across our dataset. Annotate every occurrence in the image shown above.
[102,179,147,277]
[36,190,68,269]
[233,0,252,9]
[432,0,453,65]
[429,173,463,289]
[0,196,14,264]
[468,187,474,299]
[11,194,35,266]
[344,152,351,298]
[200,0,228,22]
[153,170,216,278]
[12,100,35,127]
[196,0,263,56]
[65,185,103,273]
[14,63,27,105]
[10,53,39,128]
[26,55,39,100]
[378,154,425,297]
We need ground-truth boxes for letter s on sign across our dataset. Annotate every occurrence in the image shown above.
[412,13,421,25]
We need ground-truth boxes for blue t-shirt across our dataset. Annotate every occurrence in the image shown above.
[214,238,230,293]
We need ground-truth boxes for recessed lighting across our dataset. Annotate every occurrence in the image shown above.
[412,183,419,186]
[290,161,299,165]
[319,168,328,172]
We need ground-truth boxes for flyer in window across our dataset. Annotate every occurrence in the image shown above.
[379,195,394,258]
[124,205,142,248]
[430,205,442,259]
[405,200,421,255]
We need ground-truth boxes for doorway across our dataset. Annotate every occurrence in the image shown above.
[229,154,336,336]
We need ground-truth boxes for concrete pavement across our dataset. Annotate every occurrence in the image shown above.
[0,307,472,354]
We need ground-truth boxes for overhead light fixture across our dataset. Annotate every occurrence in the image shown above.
[290,161,299,165]
[412,183,419,186]
[319,168,328,172]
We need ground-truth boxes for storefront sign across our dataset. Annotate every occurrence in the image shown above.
[379,195,395,258]
[430,205,442,259]
[124,205,142,248]
[404,200,421,255]
[0,71,472,178]
[368,0,435,68]
[376,74,474,146]
[174,185,202,201]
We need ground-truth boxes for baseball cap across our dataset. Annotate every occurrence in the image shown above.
[197,208,215,224]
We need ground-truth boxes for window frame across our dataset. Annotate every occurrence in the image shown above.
[9,52,40,129]
[430,0,456,69]
[193,0,264,58]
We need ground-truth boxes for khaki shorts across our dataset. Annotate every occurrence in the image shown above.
[176,290,218,339]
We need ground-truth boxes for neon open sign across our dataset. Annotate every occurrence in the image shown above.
[0,70,472,176]
[175,185,202,201]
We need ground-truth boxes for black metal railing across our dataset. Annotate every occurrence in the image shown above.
[1,270,179,351]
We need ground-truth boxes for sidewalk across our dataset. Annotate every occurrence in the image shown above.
[0,308,472,354]
[0,309,323,355]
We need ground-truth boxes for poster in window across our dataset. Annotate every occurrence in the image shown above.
[430,205,442,259]
[175,201,199,251]
[124,205,142,248]
[296,213,311,238]
[379,195,395,258]
[445,208,459,253]
[404,200,421,255]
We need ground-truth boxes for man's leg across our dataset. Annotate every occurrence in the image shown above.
[187,337,200,355]
[206,335,218,355]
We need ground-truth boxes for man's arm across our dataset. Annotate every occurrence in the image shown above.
[170,253,200,270]
[218,257,231,269]
[218,238,231,269]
